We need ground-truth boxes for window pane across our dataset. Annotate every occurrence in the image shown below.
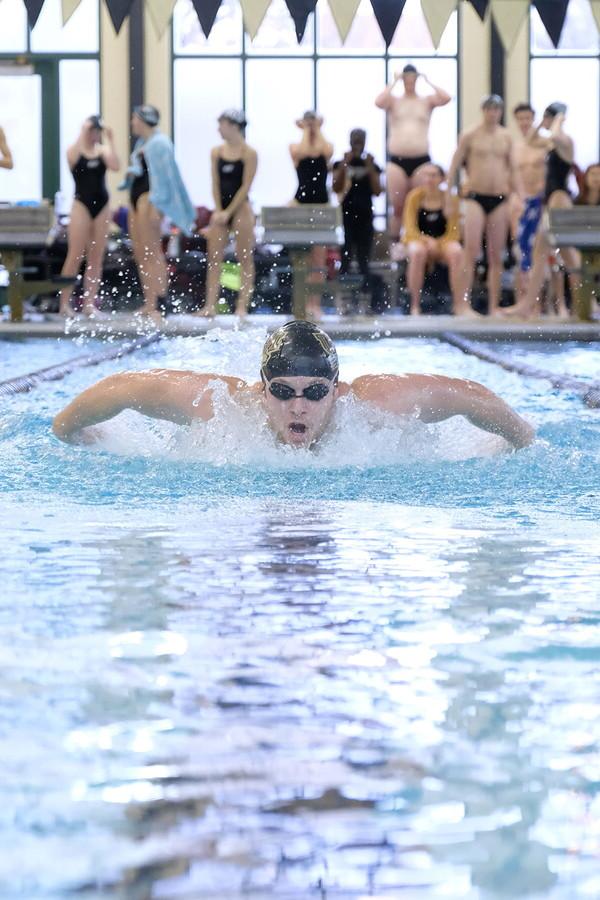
[0,75,42,202]
[31,0,99,53]
[173,0,242,56]
[245,59,314,208]
[247,0,314,55]
[390,0,457,56]
[317,59,386,215]
[531,0,600,56]
[317,0,384,55]
[0,0,27,53]
[174,58,242,205]
[59,60,100,200]
[387,58,458,170]
[530,58,599,168]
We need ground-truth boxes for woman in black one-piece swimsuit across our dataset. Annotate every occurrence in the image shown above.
[289,112,334,319]
[203,109,258,317]
[59,116,120,316]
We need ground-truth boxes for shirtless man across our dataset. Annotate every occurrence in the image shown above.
[52,321,534,452]
[446,95,521,316]
[504,103,578,319]
[375,65,451,240]
[511,103,547,301]
[0,127,13,170]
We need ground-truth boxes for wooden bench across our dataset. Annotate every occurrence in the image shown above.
[0,205,75,321]
[548,207,600,321]
[260,206,342,318]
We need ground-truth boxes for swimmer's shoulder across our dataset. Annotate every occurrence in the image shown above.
[347,373,461,414]
[140,369,249,419]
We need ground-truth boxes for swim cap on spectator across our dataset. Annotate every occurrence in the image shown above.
[133,104,160,126]
[481,94,503,109]
[261,321,339,382]
[220,108,247,128]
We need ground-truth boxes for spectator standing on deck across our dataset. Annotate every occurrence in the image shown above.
[120,105,195,319]
[510,103,547,303]
[59,116,120,317]
[332,128,382,291]
[290,111,334,320]
[375,65,451,243]
[446,95,522,316]
[504,104,579,319]
[202,109,257,318]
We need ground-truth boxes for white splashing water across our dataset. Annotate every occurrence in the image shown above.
[90,387,509,467]
[71,325,511,465]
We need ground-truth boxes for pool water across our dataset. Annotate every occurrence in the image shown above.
[1,331,599,898]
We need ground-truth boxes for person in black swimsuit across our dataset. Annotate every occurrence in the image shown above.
[332,128,382,290]
[505,103,580,319]
[289,111,334,319]
[446,95,521,316]
[403,164,468,315]
[129,152,149,213]
[59,115,120,316]
[203,109,257,317]
[375,65,451,241]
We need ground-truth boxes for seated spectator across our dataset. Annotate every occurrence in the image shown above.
[402,164,470,315]
[575,163,600,206]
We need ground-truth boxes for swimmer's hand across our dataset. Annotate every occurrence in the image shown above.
[350,374,535,450]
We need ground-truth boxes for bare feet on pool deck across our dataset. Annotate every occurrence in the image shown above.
[454,307,484,319]
[197,305,216,318]
[499,303,535,320]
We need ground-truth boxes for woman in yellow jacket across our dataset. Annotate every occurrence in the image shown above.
[403,163,470,315]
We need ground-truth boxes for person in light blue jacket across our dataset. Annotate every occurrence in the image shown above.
[121,105,195,317]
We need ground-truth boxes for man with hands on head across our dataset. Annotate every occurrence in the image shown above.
[375,64,451,240]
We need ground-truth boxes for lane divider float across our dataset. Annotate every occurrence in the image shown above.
[441,332,600,409]
[0,333,162,398]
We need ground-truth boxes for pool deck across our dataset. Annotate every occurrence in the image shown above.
[1,313,600,342]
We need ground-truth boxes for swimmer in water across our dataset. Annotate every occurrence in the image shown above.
[52,321,534,450]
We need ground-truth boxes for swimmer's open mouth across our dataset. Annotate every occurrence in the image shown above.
[289,423,307,434]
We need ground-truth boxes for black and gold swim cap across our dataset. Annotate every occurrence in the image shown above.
[261,321,339,382]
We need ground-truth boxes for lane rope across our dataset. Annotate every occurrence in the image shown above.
[0,333,162,398]
[441,332,600,409]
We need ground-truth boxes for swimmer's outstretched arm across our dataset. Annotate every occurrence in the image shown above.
[52,371,244,443]
[350,374,534,450]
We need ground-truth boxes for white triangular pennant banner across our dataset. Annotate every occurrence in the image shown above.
[590,0,600,33]
[240,0,272,40]
[420,0,457,48]
[62,0,83,25]
[145,0,176,38]
[491,0,529,53]
[327,0,362,43]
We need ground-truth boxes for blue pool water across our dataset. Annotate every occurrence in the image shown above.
[1,331,599,898]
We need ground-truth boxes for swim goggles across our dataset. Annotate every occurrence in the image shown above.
[268,381,331,402]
